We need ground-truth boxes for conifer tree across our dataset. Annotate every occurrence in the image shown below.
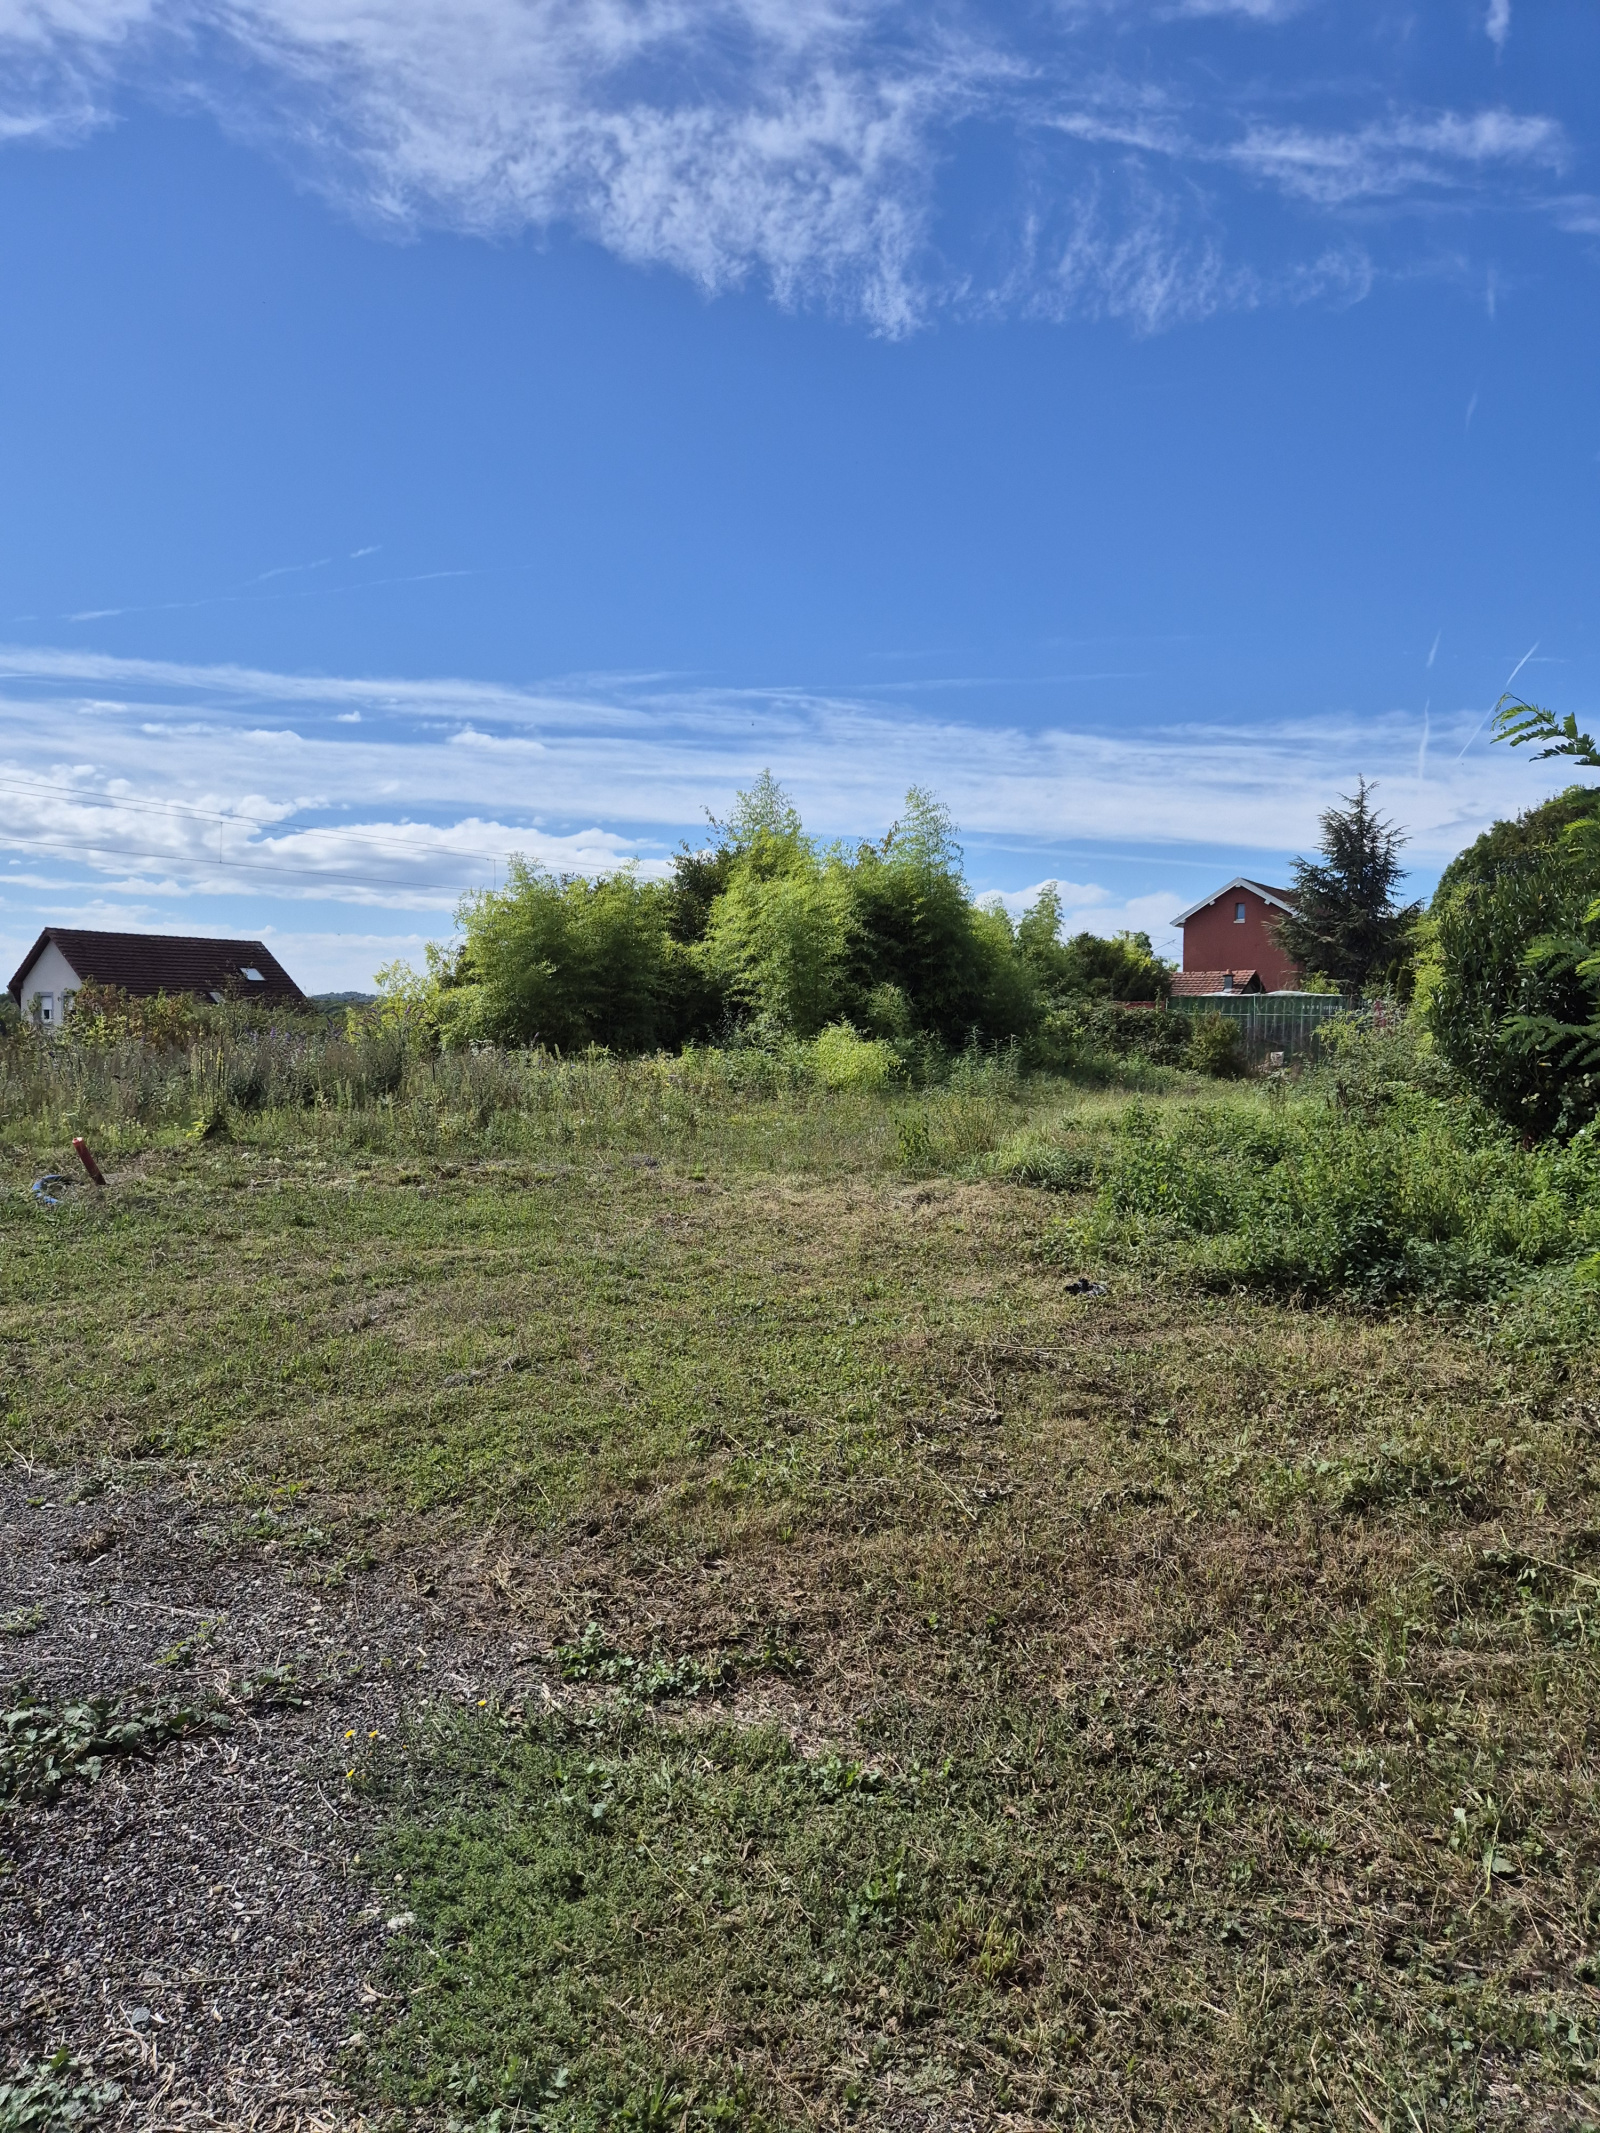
[1275,779,1419,995]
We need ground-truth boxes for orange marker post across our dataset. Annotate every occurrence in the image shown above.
[72,1137,106,1187]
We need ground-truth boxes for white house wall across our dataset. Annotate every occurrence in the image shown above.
[16,940,83,1023]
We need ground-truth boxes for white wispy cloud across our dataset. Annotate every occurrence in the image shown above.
[1225,109,1565,207]
[0,640,1577,900]
[0,0,1580,332]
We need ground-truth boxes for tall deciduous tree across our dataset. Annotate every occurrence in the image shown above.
[1275,779,1420,995]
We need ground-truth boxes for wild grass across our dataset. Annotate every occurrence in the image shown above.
[1068,1096,1600,1304]
[5,1033,1600,2125]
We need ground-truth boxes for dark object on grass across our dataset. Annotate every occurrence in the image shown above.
[31,1174,69,1206]
[1061,1276,1107,1296]
[71,1137,105,1186]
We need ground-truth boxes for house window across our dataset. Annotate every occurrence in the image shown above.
[1234,900,1246,922]
[241,967,264,982]
[1222,974,1234,992]
[37,992,55,1024]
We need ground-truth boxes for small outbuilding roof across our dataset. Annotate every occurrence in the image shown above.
[1170,969,1265,996]
[1170,877,1298,927]
[7,928,304,1006]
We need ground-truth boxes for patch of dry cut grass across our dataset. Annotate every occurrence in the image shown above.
[4,1109,1599,2127]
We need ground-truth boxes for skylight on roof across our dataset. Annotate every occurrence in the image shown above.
[240,966,265,981]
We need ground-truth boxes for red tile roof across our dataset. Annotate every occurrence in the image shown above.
[8,928,304,1006]
[1170,969,1264,996]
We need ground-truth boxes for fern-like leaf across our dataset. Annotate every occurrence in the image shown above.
[1492,695,1600,768]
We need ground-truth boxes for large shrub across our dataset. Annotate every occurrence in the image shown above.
[378,778,1179,1061]
[434,863,685,1052]
[699,846,857,1039]
[1427,786,1600,1139]
[839,791,1037,1047]
[694,784,1037,1047]
[1026,1000,1189,1075]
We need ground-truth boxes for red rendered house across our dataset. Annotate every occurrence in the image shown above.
[1171,879,1302,993]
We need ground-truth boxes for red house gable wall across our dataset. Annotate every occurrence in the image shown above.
[1181,889,1301,991]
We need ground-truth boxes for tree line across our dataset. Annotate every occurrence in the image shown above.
[387,777,1169,1059]
[372,701,1600,1143]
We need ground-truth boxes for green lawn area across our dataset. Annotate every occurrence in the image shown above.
[5,1084,1600,2128]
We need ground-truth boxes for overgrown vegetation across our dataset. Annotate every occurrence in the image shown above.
[378,779,1169,1058]
[0,992,1223,1155]
[1425,783,1600,1139]
[1419,700,1600,1138]
[12,758,1600,2124]
[1059,1021,1600,1308]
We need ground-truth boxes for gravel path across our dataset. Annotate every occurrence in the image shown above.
[0,1467,533,2130]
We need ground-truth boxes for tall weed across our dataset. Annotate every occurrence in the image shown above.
[1079,1096,1600,1302]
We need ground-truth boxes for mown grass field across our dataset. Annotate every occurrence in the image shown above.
[4,1069,1600,2129]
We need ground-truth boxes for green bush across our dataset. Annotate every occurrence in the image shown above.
[990,1131,1095,1191]
[435,863,689,1053]
[700,852,857,1039]
[1016,889,1171,1001]
[1427,785,1600,1139]
[1184,1012,1247,1079]
[391,780,1045,1057]
[809,1023,900,1092]
[846,793,1038,1046]
[1027,1001,1189,1075]
[1078,1078,1600,1304]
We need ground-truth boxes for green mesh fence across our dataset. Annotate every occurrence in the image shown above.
[1166,992,1350,1061]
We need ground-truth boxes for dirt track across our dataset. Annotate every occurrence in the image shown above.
[0,1467,531,2129]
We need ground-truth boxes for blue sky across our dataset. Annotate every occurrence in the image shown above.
[1,0,1597,991]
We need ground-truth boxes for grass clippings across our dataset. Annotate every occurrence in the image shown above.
[2,1076,1599,2126]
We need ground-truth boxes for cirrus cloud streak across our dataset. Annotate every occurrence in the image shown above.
[0,0,1582,332]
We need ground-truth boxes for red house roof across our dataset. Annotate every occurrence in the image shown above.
[8,928,304,1006]
[1171,969,1265,997]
